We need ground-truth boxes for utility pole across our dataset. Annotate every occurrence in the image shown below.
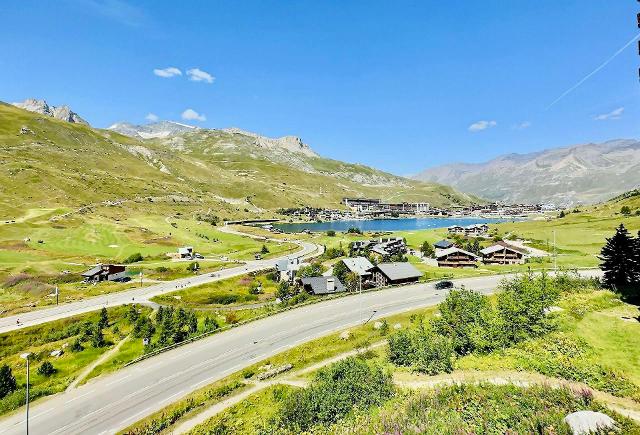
[20,353,32,435]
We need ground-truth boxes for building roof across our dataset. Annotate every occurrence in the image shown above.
[275,258,301,272]
[434,239,453,249]
[374,262,422,281]
[342,257,374,275]
[300,276,346,294]
[480,242,528,256]
[435,247,479,259]
[81,265,103,277]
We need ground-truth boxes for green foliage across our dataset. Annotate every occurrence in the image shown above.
[326,230,336,237]
[91,324,106,348]
[0,365,17,399]
[420,240,435,258]
[203,316,219,332]
[261,244,269,254]
[332,260,349,282]
[186,261,200,272]
[277,357,394,431]
[297,262,324,278]
[98,307,109,329]
[322,247,345,260]
[378,319,389,336]
[123,252,144,264]
[346,227,362,234]
[388,322,454,375]
[127,304,140,324]
[432,287,497,354]
[495,272,560,345]
[599,224,639,300]
[70,339,84,353]
[132,316,155,339]
[37,361,56,377]
[621,205,632,215]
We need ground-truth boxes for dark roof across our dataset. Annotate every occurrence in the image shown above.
[300,276,346,295]
[374,262,422,281]
[434,239,453,249]
[81,265,103,277]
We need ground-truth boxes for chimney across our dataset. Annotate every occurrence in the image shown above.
[326,278,335,292]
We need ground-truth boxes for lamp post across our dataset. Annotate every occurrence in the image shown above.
[20,352,32,435]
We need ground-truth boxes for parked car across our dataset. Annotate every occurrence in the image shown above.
[194,253,204,259]
[434,280,453,290]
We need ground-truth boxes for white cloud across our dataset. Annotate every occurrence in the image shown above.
[181,109,206,122]
[594,107,624,121]
[468,120,497,132]
[153,67,182,78]
[187,68,215,84]
[145,113,159,122]
[514,121,532,130]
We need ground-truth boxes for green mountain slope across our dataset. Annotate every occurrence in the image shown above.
[0,102,476,219]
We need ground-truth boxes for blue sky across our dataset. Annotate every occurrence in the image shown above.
[1,1,639,175]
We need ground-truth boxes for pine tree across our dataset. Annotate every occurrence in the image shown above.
[600,224,637,295]
[98,307,109,329]
[0,364,17,399]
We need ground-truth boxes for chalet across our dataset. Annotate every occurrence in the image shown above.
[435,247,479,268]
[82,264,127,283]
[341,257,374,278]
[178,246,194,259]
[464,224,489,236]
[300,276,346,295]
[275,258,301,282]
[433,239,454,250]
[480,242,527,265]
[371,262,422,287]
[447,225,465,234]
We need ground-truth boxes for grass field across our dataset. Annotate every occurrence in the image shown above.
[0,305,146,416]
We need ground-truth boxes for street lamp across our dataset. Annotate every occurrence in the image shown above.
[20,352,32,435]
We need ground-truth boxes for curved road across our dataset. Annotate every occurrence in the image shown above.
[0,238,320,334]
[0,270,601,435]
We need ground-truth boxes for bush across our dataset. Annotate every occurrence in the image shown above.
[261,245,269,254]
[70,339,84,353]
[37,361,56,377]
[388,323,454,375]
[155,266,169,273]
[0,365,17,399]
[277,357,394,431]
[203,316,219,332]
[297,262,324,278]
[186,261,200,272]
[323,247,345,260]
[346,227,362,234]
[123,252,144,264]
[432,288,498,354]
[326,230,336,237]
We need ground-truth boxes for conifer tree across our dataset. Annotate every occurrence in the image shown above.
[600,224,637,297]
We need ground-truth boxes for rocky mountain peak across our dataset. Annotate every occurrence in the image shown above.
[223,127,317,157]
[12,98,89,125]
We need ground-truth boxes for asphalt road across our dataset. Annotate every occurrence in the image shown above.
[0,269,601,435]
[0,240,320,334]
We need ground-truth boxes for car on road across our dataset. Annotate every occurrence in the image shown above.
[434,280,453,290]
[194,253,204,259]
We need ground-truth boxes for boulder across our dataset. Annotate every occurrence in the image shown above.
[373,321,383,330]
[50,349,63,358]
[564,410,616,434]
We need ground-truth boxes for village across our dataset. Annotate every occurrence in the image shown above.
[276,197,552,222]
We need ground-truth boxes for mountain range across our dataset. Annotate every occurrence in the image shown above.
[0,99,475,221]
[413,139,640,205]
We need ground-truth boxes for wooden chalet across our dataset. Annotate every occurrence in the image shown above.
[480,242,527,265]
[435,247,479,268]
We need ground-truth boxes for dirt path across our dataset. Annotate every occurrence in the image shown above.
[171,341,387,434]
[67,334,131,390]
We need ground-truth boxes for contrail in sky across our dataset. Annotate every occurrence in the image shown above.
[546,32,640,110]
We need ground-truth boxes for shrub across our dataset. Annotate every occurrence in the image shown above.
[432,288,498,354]
[70,339,84,353]
[388,323,454,375]
[225,312,239,324]
[203,316,219,332]
[0,365,17,399]
[277,357,394,431]
[37,361,56,377]
[297,262,324,278]
[323,247,345,260]
[346,227,362,234]
[326,230,336,237]
[186,261,199,272]
[261,245,269,254]
[155,266,169,273]
[123,252,144,264]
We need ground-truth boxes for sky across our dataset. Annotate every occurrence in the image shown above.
[1,0,639,175]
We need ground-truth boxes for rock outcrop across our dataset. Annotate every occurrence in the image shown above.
[12,98,89,125]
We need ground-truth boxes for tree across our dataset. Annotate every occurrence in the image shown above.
[346,227,362,234]
[37,361,56,377]
[621,205,632,215]
[70,339,84,353]
[188,312,198,334]
[123,252,143,264]
[326,230,336,237]
[186,261,199,272]
[0,365,17,399]
[91,324,106,348]
[558,210,566,218]
[297,262,324,278]
[98,307,109,329]
[276,281,292,300]
[332,260,349,282]
[203,316,219,332]
[420,241,435,258]
[344,272,359,293]
[127,304,139,323]
[261,244,269,254]
[600,224,638,296]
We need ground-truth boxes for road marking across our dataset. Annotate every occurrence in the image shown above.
[106,374,131,386]
[65,389,95,403]
[161,389,185,404]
